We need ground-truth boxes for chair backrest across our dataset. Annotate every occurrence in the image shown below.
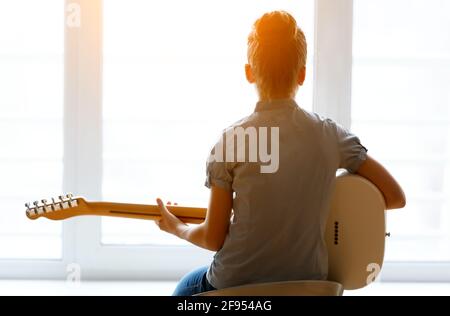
[325,172,386,290]
[199,280,344,296]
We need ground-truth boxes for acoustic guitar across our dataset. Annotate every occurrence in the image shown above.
[25,172,387,290]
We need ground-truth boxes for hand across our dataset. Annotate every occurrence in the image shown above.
[155,198,187,237]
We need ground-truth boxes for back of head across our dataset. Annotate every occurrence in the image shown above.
[248,11,307,100]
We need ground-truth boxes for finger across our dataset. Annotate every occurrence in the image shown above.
[156,198,170,216]
[157,198,180,223]
[156,198,165,209]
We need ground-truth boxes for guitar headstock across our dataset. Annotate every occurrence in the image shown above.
[25,193,88,220]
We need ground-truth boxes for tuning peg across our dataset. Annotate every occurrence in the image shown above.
[33,201,42,215]
[41,199,48,213]
[51,197,59,211]
[60,194,71,209]
[66,193,75,207]
[25,202,33,217]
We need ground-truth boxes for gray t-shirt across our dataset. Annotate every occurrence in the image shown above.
[204,99,367,289]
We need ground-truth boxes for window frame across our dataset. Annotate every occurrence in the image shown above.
[1,0,449,282]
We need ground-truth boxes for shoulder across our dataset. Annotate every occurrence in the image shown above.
[223,113,257,132]
[295,108,340,137]
[300,108,333,126]
[207,113,255,156]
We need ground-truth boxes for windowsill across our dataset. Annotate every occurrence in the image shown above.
[0,280,449,296]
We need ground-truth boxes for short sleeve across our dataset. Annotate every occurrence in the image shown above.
[204,144,233,191]
[330,120,368,173]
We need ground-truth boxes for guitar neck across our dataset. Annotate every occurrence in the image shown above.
[87,201,207,224]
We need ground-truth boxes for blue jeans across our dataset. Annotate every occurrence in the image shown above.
[172,266,216,296]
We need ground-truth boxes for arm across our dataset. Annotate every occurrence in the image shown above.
[155,185,233,251]
[356,154,406,210]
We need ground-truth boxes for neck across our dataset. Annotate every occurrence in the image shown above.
[259,96,294,102]
[258,93,295,102]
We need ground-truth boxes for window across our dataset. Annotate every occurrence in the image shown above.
[102,0,315,245]
[0,0,63,259]
[2,0,449,281]
[352,0,450,261]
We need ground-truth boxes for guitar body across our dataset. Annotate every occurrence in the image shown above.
[326,172,386,290]
[26,173,386,290]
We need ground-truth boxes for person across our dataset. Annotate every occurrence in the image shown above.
[155,10,406,296]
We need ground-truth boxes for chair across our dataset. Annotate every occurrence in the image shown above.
[198,172,388,296]
[200,280,343,296]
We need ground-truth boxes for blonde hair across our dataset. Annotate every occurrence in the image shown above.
[247,11,307,100]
